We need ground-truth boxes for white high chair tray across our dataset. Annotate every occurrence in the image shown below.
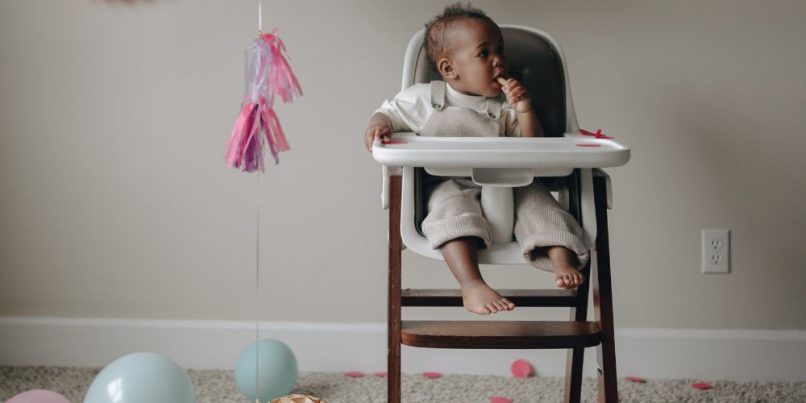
[373,132,630,171]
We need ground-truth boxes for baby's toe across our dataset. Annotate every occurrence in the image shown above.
[502,298,515,310]
[556,275,572,289]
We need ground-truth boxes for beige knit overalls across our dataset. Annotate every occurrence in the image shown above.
[420,81,590,272]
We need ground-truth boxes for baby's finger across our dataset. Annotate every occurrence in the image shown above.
[376,128,390,141]
[366,132,376,151]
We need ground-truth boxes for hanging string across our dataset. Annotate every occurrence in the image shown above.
[255,168,262,403]
[254,2,263,401]
[255,1,263,392]
[258,0,263,33]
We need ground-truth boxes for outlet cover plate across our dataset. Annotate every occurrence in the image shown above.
[702,229,730,274]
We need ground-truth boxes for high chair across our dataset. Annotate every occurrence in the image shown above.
[372,26,630,403]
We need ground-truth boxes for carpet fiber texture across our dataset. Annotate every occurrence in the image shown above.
[1,366,804,402]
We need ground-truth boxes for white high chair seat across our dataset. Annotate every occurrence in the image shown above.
[372,26,630,264]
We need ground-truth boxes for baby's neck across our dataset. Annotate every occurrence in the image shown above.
[445,79,484,97]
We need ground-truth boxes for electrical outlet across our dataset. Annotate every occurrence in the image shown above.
[702,229,730,274]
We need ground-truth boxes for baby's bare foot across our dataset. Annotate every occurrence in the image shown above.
[555,264,585,289]
[460,279,515,315]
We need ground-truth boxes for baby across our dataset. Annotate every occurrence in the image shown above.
[364,4,589,315]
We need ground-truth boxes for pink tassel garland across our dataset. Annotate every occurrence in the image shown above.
[226,29,301,172]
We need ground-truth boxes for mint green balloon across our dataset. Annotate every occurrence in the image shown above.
[234,339,298,402]
[84,352,196,403]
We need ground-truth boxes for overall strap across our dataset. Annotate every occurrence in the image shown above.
[430,80,446,110]
[485,95,503,119]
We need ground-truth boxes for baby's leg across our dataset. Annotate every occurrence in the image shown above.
[422,180,513,314]
[514,181,590,289]
[441,236,515,315]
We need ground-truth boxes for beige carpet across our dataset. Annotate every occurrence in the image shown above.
[1,366,804,402]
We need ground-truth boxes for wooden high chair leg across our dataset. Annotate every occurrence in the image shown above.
[564,348,585,403]
[388,174,403,403]
[593,175,618,402]
[564,260,592,403]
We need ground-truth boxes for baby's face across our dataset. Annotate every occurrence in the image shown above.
[443,19,506,97]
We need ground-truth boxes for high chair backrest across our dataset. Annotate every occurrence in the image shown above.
[401,25,580,136]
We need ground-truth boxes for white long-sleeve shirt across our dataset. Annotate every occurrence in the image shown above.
[374,82,522,137]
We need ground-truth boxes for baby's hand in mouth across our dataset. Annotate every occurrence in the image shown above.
[497,77,531,112]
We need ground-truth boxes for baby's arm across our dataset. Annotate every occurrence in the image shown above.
[366,84,428,151]
[498,77,545,138]
[364,112,393,151]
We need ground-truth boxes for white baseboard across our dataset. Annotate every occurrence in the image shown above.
[1,316,804,382]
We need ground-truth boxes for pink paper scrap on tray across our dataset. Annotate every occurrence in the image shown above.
[490,397,513,403]
[344,371,365,378]
[373,371,388,378]
[422,371,442,379]
[579,128,613,139]
[625,376,646,383]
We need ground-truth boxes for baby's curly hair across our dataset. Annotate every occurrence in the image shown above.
[424,3,498,71]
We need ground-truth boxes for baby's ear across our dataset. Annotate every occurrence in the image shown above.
[437,58,456,79]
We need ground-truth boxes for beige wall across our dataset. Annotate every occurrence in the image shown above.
[1,0,804,330]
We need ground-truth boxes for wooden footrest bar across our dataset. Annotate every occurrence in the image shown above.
[402,289,579,307]
[401,320,601,349]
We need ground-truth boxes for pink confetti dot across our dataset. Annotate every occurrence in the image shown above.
[490,397,512,403]
[344,371,365,378]
[691,381,712,390]
[373,371,387,378]
[422,371,442,379]
[510,359,534,378]
[625,376,646,383]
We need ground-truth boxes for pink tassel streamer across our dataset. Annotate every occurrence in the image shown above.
[225,29,301,172]
[262,31,303,104]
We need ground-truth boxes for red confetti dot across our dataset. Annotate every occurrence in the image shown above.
[490,397,512,403]
[691,381,712,390]
[373,371,387,378]
[422,371,442,379]
[510,359,534,378]
[625,376,646,383]
[344,371,365,378]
